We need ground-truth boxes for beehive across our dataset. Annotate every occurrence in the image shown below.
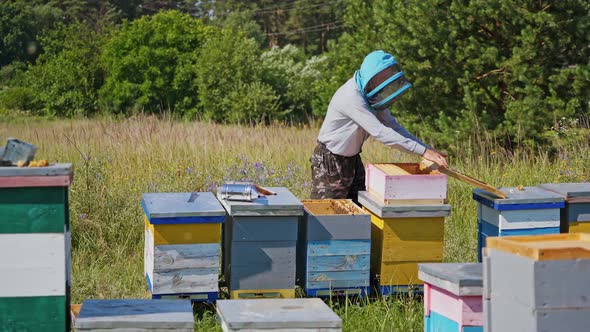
[0,163,73,331]
[142,192,225,302]
[218,187,303,299]
[75,299,194,331]
[298,199,371,297]
[419,263,483,332]
[365,163,447,205]
[473,187,564,261]
[358,191,450,295]
[483,233,590,331]
[539,183,590,233]
[216,299,342,332]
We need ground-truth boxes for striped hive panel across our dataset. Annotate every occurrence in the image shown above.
[145,215,222,245]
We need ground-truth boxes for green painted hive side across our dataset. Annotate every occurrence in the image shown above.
[0,295,67,331]
[0,186,68,234]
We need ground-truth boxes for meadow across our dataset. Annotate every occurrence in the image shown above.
[1,116,588,331]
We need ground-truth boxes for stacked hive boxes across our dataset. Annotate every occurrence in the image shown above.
[539,183,590,233]
[143,192,225,302]
[298,199,371,297]
[0,164,73,331]
[473,187,564,261]
[219,187,303,299]
[75,299,194,332]
[362,163,450,295]
[419,263,483,332]
[483,234,590,331]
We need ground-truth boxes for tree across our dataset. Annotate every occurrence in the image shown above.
[99,10,215,115]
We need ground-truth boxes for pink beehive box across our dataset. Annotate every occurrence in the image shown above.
[365,163,447,204]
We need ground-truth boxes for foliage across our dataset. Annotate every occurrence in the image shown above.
[99,10,215,115]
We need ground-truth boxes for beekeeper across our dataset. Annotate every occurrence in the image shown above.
[310,50,448,202]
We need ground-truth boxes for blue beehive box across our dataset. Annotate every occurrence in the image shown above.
[473,187,564,262]
[298,199,371,298]
[142,192,226,302]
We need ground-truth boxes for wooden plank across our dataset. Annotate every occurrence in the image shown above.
[216,299,342,329]
[154,243,220,270]
[230,268,295,291]
[0,186,66,234]
[229,289,295,299]
[230,241,296,269]
[75,299,194,330]
[148,216,221,245]
[0,296,66,331]
[142,192,225,219]
[421,159,505,199]
[307,270,369,283]
[360,191,451,218]
[306,279,370,289]
[428,284,483,327]
[306,254,370,272]
[152,267,218,294]
[0,163,72,177]
[486,233,590,260]
[0,174,73,188]
[232,216,298,241]
[369,189,445,206]
[569,222,590,233]
[381,240,443,262]
[0,233,66,297]
[379,262,424,286]
[374,163,412,175]
[217,187,303,217]
[302,199,364,215]
[307,240,371,256]
[380,216,445,241]
[473,186,564,207]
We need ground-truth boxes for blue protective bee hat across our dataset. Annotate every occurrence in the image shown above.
[354,50,412,111]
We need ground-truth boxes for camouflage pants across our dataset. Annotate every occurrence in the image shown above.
[310,142,366,204]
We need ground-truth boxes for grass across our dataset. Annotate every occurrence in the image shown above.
[1,116,588,331]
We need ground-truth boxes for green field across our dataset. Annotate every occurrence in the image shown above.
[1,117,588,331]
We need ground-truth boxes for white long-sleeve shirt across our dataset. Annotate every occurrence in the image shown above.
[317,77,428,157]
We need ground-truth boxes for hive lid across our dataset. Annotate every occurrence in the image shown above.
[217,187,303,216]
[216,299,342,329]
[539,183,590,202]
[75,299,194,330]
[473,186,564,210]
[0,163,73,177]
[358,191,450,218]
[486,233,590,261]
[418,263,482,296]
[142,192,225,219]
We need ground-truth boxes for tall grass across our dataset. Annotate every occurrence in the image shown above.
[1,116,588,331]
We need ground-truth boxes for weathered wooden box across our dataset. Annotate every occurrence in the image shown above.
[539,183,590,233]
[75,299,194,331]
[358,191,449,295]
[142,192,225,302]
[419,263,483,332]
[298,199,371,297]
[483,233,590,332]
[216,299,342,332]
[365,163,447,204]
[218,187,303,299]
[474,187,564,262]
[0,164,73,332]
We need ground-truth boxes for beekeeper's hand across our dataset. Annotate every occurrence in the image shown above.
[423,148,448,169]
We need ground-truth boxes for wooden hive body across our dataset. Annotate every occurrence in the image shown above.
[365,163,447,204]
[75,299,194,331]
[298,199,371,297]
[539,183,590,233]
[358,191,449,295]
[142,192,225,302]
[474,187,564,262]
[216,298,342,331]
[483,234,590,332]
[420,263,483,332]
[218,187,303,299]
[0,164,73,331]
